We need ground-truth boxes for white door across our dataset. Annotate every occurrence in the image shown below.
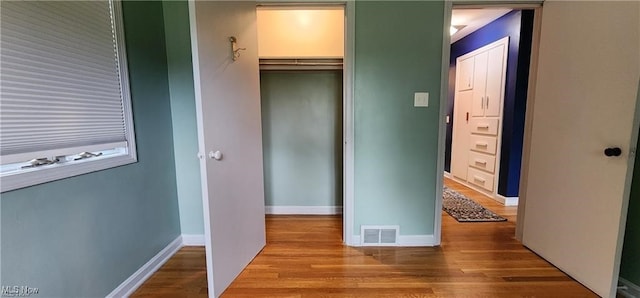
[190,2,266,297]
[484,45,505,117]
[451,90,472,180]
[471,51,488,117]
[521,1,640,297]
[456,57,474,91]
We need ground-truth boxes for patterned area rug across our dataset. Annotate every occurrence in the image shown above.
[443,186,507,222]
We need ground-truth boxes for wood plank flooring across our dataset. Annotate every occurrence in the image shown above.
[132,178,596,297]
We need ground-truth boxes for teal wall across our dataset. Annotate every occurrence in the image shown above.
[354,1,444,236]
[260,70,343,207]
[620,129,640,284]
[0,2,181,297]
[162,0,203,235]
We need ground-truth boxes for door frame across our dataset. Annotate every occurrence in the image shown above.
[253,1,355,246]
[435,1,543,245]
[437,1,640,294]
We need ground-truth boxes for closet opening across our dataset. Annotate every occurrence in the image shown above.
[442,6,536,225]
[256,5,345,233]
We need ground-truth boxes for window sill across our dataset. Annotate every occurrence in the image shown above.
[0,153,137,193]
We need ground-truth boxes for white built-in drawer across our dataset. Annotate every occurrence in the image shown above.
[470,118,499,136]
[467,167,495,192]
[470,135,497,155]
[468,151,496,173]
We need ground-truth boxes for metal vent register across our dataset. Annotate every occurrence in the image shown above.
[360,226,399,246]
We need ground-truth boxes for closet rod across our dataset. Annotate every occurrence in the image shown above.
[260,62,343,66]
[259,58,343,70]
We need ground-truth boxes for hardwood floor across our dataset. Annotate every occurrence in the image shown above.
[132,178,596,297]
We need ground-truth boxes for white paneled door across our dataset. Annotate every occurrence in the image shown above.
[190,2,266,297]
[521,1,640,297]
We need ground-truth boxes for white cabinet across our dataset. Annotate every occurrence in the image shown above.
[450,90,472,180]
[472,45,506,117]
[456,57,474,91]
[449,37,509,198]
[469,118,499,135]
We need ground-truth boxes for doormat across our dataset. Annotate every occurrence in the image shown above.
[443,186,507,222]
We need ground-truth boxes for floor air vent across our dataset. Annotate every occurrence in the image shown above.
[360,225,399,246]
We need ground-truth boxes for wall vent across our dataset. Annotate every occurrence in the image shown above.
[360,225,399,246]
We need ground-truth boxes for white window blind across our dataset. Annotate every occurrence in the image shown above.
[0,0,136,191]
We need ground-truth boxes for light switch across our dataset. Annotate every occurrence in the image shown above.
[414,92,429,107]
[446,115,450,123]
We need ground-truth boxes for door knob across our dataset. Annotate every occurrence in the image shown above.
[604,147,622,157]
[208,150,223,160]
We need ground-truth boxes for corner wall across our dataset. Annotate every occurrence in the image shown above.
[162,0,204,235]
[354,1,444,238]
[0,2,181,296]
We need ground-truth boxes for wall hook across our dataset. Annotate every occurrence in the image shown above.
[229,36,246,61]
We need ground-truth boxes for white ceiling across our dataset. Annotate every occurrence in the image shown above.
[451,8,512,43]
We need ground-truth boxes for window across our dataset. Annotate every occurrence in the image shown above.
[0,0,136,192]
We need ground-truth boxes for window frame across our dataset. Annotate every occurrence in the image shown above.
[0,0,137,193]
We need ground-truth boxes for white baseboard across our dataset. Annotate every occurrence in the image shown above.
[398,235,436,246]
[181,234,205,246]
[106,236,182,298]
[496,195,519,206]
[349,234,436,247]
[619,277,640,298]
[265,205,343,215]
[444,171,452,178]
[450,176,518,207]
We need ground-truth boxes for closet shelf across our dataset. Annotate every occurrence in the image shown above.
[259,58,343,70]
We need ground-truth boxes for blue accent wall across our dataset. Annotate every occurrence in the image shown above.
[0,2,181,296]
[445,10,534,197]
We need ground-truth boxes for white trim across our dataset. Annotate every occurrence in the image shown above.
[112,0,138,168]
[434,0,454,247]
[450,172,519,207]
[265,206,343,215]
[496,194,519,206]
[614,78,640,298]
[351,234,437,247]
[398,235,437,247]
[619,278,640,298]
[516,5,543,241]
[1,154,136,193]
[343,0,356,247]
[106,236,182,298]
[181,234,206,246]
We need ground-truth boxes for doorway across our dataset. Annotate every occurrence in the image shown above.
[256,6,345,218]
[188,2,355,295]
[444,7,535,214]
[438,2,640,297]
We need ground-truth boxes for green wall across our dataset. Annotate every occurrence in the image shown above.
[0,2,181,296]
[620,130,640,285]
[162,0,203,235]
[261,70,343,207]
[354,1,444,236]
